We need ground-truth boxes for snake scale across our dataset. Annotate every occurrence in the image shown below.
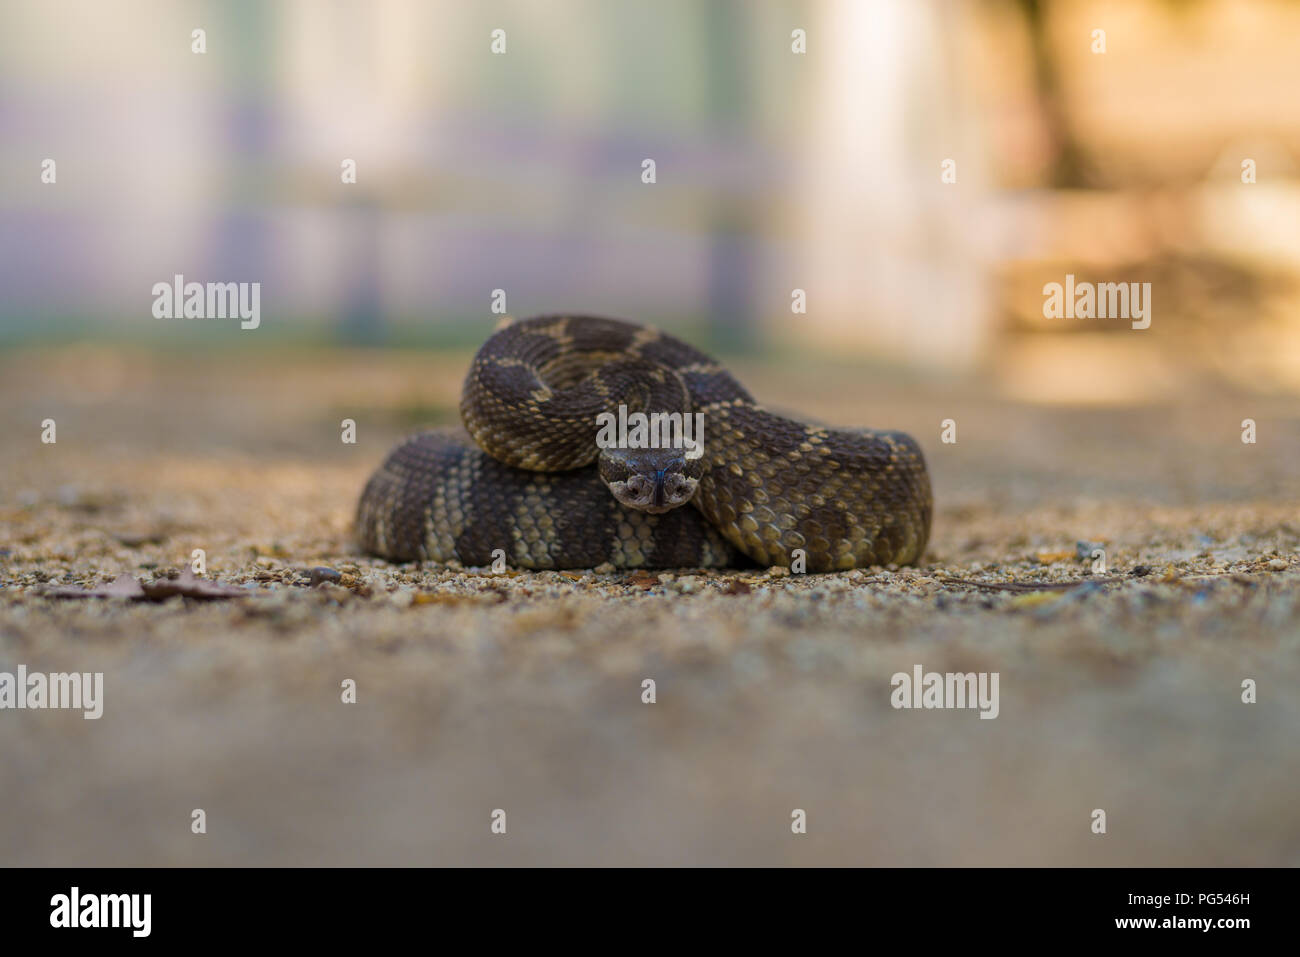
[357,315,932,571]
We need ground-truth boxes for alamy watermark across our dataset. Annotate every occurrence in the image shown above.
[891,664,999,719]
[152,274,260,329]
[1042,274,1151,330]
[0,666,103,719]
[50,887,150,937]
[595,404,705,458]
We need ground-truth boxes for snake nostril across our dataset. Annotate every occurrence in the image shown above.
[626,476,653,503]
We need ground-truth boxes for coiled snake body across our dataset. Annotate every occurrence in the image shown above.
[357,315,932,571]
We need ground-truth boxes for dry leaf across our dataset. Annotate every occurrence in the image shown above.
[43,574,146,599]
[1034,549,1074,563]
[139,567,248,600]
[1009,591,1063,609]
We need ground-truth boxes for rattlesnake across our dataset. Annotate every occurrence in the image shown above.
[357,315,932,571]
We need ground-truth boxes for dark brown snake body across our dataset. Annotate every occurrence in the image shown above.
[357,315,932,571]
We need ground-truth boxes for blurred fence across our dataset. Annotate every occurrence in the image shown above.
[0,0,1297,388]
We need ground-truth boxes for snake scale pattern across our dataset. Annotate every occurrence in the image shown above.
[357,315,932,571]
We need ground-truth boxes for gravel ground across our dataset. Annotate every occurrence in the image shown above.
[2,345,1299,865]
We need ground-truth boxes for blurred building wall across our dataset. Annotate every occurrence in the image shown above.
[0,0,992,366]
[1,0,1298,386]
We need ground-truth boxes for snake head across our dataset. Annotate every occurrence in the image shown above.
[598,448,703,514]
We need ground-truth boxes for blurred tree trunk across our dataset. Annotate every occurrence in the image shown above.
[702,0,758,350]
[1017,0,1091,187]
[215,1,276,318]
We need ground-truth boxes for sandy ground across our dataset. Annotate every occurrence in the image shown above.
[2,344,1299,866]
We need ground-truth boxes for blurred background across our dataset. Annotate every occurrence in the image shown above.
[2,0,1298,400]
[3,0,1300,869]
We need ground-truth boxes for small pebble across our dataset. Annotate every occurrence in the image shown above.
[1076,541,1104,561]
[308,566,342,587]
